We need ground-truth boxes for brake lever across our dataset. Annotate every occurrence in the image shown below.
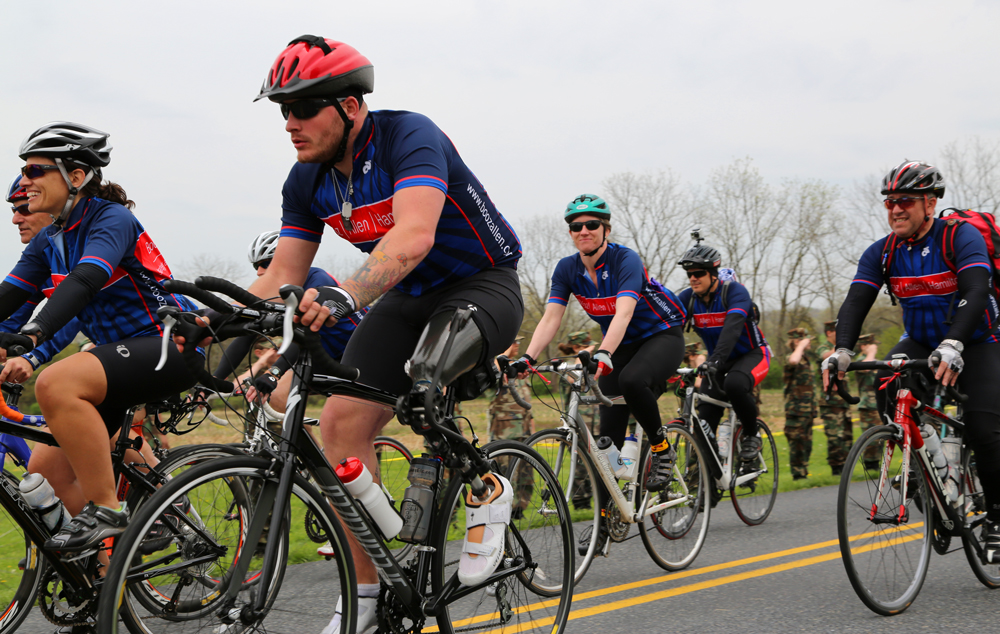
[155,310,178,372]
[278,288,299,356]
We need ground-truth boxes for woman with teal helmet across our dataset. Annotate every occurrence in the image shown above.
[516,193,688,554]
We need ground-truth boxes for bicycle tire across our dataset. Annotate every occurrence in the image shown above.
[97,455,357,634]
[431,439,574,634]
[959,444,1000,588]
[524,427,601,584]
[837,425,932,616]
[0,469,44,634]
[730,419,779,526]
[638,423,711,571]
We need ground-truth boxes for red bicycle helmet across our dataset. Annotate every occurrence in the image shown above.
[255,35,374,103]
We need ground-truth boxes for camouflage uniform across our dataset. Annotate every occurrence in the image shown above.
[817,322,853,474]
[855,334,881,468]
[489,380,535,510]
[783,329,816,480]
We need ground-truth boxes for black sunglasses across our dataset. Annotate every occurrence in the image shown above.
[569,220,603,232]
[20,164,60,180]
[280,98,335,121]
[10,203,31,215]
[687,270,709,279]
[253,259,272,270]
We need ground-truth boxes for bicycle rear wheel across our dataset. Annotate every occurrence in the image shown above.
[730,420,779,526]
[524,427,601,584]
[959,444,1000,588]
[837,425,932,616]
[97,456,357,634]
[639,423,710,571]
[0,469,43,634]
[431,439,573,634]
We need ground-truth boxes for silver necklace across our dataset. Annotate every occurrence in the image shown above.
[332,167,354,232]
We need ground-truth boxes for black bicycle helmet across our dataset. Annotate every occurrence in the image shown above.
[881,161,945,198]
[678,244,722,270]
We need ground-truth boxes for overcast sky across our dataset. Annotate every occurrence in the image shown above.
[2,0,998,283]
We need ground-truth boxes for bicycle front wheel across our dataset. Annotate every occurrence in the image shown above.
[959,444,1000,588]
[97,456,357,634]
[524,427,601,584]
[639,423,711,571]
[730,419,779,526]
[432,439,573,634]
[837,425,932,616]
[0,469,43,634]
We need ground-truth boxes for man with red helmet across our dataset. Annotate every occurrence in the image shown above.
[244,35,522,632]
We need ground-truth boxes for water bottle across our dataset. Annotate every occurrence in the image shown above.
[921,424,957,502]
[698,418,717,453]
[620,433,639,480]
[19,473,68,532]
[717,419,733,460]
[335,457,404,540]
[398,456,440,544]
[595,436,624,480]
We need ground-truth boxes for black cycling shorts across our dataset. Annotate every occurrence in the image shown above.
[341,267,524,396]
[87,337,201,435]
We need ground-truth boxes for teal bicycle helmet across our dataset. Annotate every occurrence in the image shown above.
[564,194,611,223]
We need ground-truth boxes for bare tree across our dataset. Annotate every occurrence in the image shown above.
[601,169,697,288]
[940,136,1000,214]
[700,157,783,311]
[175,253,246,288]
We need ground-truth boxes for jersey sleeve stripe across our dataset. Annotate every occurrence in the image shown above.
[395,175,448,193]
[79,256,114,276]
[958,262,991,273]
[852,279,881,289]
[727,307,748,316]
[617,290,641,301]
[280,225,323,242]
[5,275,37,291]
[547,296,569,306]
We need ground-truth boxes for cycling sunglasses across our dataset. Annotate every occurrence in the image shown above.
[253,259,272,270]
[280,98,336,121]
[569,220,603,232]
[687,270,709,279]
[883,196,924,211]
[20,164,60,180]
[10,203,30,215]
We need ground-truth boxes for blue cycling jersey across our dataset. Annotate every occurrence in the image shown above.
[854,218,1000,348]
[0,295,79,367]
[303,267,367,359]
[548,243,685,344]
[677,282,768,360]
[3,198,195,346]
[280,110,521,297]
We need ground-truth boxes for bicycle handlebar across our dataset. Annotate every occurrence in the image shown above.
[495,355,532,410]
[826,357,967,405]
[531,350,614,407]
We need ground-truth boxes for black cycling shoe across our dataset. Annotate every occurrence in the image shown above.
[45,502,128,552]
[739,434,762,471]
[645,447,676,492]
[139,495,191,555]
[985,520,1000,564]
[578,522,609,557]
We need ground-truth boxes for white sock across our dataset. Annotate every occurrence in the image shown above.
[322,584,380,634]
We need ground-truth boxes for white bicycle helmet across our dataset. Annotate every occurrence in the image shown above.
[248,230,280,268]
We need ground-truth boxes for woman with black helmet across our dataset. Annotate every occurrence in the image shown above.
[516,194,687,551]
[0,122,199,555]
[677,238,771,469]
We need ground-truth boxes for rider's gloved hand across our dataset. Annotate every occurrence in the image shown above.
[698,359,720,376]
[314,286,357,321]
[510,354,537,375]
[0,331,35,361]
[930,339,964,375]
[593,349,613,375]
[252,372,280,397]
[821,348,854,375]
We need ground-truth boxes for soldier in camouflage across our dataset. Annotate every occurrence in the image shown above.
[489,337,535,512]
[558,331,598,509]
[817,320,853,475]
[784,328,817,480]
[855,334,881,471]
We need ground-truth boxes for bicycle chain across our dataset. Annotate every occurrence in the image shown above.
[38,565,97,626]
[377,562,426,634]
[604,500,631,542]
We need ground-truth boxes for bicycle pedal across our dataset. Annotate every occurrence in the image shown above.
[60,548,99,563]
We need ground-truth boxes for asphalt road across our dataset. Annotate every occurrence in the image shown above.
[17,484,999,633]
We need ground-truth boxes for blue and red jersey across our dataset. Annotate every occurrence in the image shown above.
[280,110,521,297]
[677,282,768,360]
[303,267,367,359]
[3,197,195,346]
[853,218,1000,348]
[548,243,685,344]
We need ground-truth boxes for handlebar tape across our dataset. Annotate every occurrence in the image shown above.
[299,330,360,381]
[196,276,266,308]
[163,280,235,314]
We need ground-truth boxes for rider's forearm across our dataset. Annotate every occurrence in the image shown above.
[31,263,108,343]
[596,297,636,355]
[942,266,991,345]
[0,282,33,325]
[340,231,432,308]
[834,283,879,351]
[708,312,746,362]
[524,305,565,361]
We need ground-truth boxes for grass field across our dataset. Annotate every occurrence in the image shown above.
[0,388,865,606]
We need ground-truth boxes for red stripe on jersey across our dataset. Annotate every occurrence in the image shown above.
[693,312,727,329]
[326,198,396,244]
[575,295,617,317]
[889,271,957,298]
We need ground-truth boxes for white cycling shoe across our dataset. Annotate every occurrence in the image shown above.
[458,472,513,586]
[317,541,335,558]
[321,594,377,634]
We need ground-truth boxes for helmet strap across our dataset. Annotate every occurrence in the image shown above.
[51,158,94,228]
[329,98,355,165]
